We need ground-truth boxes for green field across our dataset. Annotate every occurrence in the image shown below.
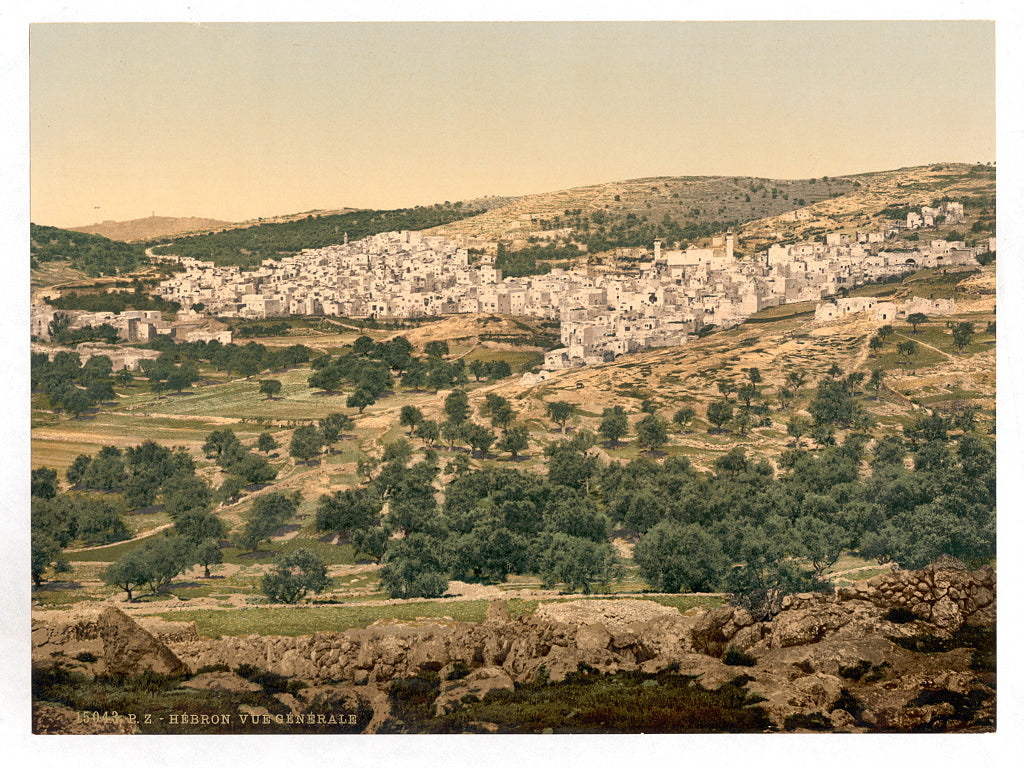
[158,594,726,638]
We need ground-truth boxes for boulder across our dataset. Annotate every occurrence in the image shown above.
[691,605,737,657]
[484,600,511,625]
[97,607,189,677]
[575,622,612,654]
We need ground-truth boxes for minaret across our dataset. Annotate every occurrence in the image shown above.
[726,230,734,260]
[654,238,662,261]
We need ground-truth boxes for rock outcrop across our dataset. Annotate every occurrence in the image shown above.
[32,564,996,732]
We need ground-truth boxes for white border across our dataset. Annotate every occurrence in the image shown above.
[3,3,1021,767]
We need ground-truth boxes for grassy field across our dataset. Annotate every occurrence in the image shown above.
[157,594,726,638]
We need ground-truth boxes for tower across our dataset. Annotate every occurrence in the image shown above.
[654,238,662,261]
[726,230,734,260]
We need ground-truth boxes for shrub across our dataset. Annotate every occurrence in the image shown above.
[783,712,833,731]
[722,648,757,667]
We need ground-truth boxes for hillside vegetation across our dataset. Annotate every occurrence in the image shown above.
[428,163,995,255]
[147,202,487,269]
[30,223,150,277]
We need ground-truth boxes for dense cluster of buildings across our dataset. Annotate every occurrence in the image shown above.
[33,200,992,372]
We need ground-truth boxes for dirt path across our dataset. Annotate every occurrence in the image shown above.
[892,331,954,361]
[64,522,175,553]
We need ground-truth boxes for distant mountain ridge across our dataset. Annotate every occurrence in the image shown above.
[69,216,236,243]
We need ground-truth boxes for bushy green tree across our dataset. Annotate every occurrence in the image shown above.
[536,533,618,594]
[497,424,530,459]
[379,533,449,598]
[634,520,728,592]
[238,491,299,553]
[103,548,152,602]
[672,406,695,430]
[259,379,282,399]
[635,413,669,451]
[315,486,382,540]
[256,432,278,453]
[261,548,329,603]
[289,424,323,462]
[599,405,629,445]
[706,400,733,432]
[444,389,470,424]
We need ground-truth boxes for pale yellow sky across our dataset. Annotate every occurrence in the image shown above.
[30,21,995,228]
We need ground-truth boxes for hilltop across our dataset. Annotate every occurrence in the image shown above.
[427,163,995,252]
[69,216,237,243]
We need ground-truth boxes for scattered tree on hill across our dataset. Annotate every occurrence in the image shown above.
[706,400,733,432]
[315,486,382,541]
[868,369,885,397]
[31,529,62,587]
[897,339,918,363]
[346,387,376,413]
[193,539,223,578]
[488,360,513,380]
[174,508,226,548]
[878,324,894,341]
[238,491,299,554]
[672,406,695,430]
[716,380,735,401]
[425,340,449,359]
[353,335,375,356]
[907,312,928,333]
[261,548,329,603]
[487,396,516,432]
[464,422,497,457]
[787,414,810,449]
[737,383,758,411]
[635,413,669,451]
[468,359,488,381]
[399,405,424,434]
[308,366,343,394]
[599,405,629,446]
[634,520,728,592]
[289,425,323,463]
[444,389,470,425]
[868,336,883,356]
[497,424,530,459]
[319,412,353,447]
[103,549,152,602]
[379,533,449,599]
[31,467,59,499]
[952,322,975,352]
[785,369,807,391]
[161,474,212,518]
[259,379,282,399]
[546,401,574,433]
[257,432,278,453]
[415,418,440,447]
[535,533,618,594]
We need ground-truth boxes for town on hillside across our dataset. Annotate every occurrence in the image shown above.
[30,199,993,373]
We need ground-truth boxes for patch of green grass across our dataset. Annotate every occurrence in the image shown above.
[382,666,772,734]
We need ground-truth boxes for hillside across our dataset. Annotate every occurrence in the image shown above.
[427,163,996,253]
[69,216,236,243]
[30,223,149,277]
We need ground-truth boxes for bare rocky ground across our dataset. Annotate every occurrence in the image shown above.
[33,561,995,734]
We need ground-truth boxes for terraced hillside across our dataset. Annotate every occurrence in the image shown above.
[428,163,995,252]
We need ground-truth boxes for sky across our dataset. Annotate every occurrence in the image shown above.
[29,19,996,228]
